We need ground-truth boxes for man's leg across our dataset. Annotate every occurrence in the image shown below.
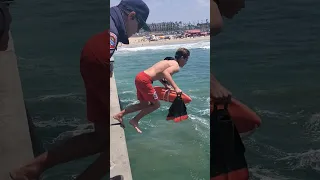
[113,101,150,126]
[75,120,109,180]
[129,100,160,133]
[75,151,108,180]
[10,121,107,180]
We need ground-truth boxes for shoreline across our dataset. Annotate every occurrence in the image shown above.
[119,36,210,48]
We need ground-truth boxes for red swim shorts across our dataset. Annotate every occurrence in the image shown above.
[135,71,158,102]
[80,30,109,123]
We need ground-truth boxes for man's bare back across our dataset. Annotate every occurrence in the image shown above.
[144,60,180,81]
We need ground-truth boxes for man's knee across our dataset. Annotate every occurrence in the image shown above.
[139,101,150,108]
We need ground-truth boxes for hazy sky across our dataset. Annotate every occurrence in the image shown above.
[110,0,210,23]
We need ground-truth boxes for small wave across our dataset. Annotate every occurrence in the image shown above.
[119,90,135,95]
[29,93,85,104]
[117,41,209,52]
[189,107,210,116]
[250,166,292,180]
[305,113,320,134]
[277,149,320,171]
[33,116,84,128]
[254,108,292,119]
[244,137,288,159]
[189,114,209,127]
[49,124,94,145]
[119,98,137,103]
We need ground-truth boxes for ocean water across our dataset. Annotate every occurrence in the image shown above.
[113,41,210,180]
[10,0,108,179]
[212,0,320,179]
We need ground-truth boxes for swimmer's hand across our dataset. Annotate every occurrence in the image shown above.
[211,74,232,104]
[175,87,182,94]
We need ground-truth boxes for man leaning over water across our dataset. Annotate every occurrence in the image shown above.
[10,0,150,179]
[211,0,249,180]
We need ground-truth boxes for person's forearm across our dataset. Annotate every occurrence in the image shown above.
[210,0,223,36]
[163,72,178,90]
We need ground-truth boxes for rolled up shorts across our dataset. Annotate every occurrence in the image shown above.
[135,71,158,102]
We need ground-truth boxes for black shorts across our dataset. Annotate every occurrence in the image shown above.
[210,110,248,177]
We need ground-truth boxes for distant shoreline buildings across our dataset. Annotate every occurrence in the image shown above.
[135,20,209,34]
[133,20,210,41]
[146,19,209,32]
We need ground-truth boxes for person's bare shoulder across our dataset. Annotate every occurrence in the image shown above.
[166,60,180,74]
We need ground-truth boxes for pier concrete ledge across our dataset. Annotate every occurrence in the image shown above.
[0,32,33,180]
[110,58,133,180]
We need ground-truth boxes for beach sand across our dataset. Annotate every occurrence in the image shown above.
[118,36,210,48]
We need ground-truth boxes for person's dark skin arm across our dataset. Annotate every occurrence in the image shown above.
[211,0,232,104]
[211,0,223,36]
[211,74,232,104]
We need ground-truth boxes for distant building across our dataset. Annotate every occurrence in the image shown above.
[139,20,209,33]
[197,22,210,31]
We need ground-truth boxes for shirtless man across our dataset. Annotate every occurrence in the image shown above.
[113,48,190,133]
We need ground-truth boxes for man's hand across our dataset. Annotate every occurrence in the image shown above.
[175,87,182,94]
[211,74,232,104]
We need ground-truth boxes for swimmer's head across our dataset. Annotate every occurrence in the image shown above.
[175,48,190,67]
[214,0,245,19]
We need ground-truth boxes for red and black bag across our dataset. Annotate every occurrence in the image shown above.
[166,93,188,122]
[211,104,249,180]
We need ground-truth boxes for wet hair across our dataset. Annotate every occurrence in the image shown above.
[175,48,190,60]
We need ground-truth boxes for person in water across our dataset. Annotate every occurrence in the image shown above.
[113,48,190,133]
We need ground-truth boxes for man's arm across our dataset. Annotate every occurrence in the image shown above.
[211,0,223,36]
[162,65,180,91]
[159,78,172,89]
[211,73,232,104]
